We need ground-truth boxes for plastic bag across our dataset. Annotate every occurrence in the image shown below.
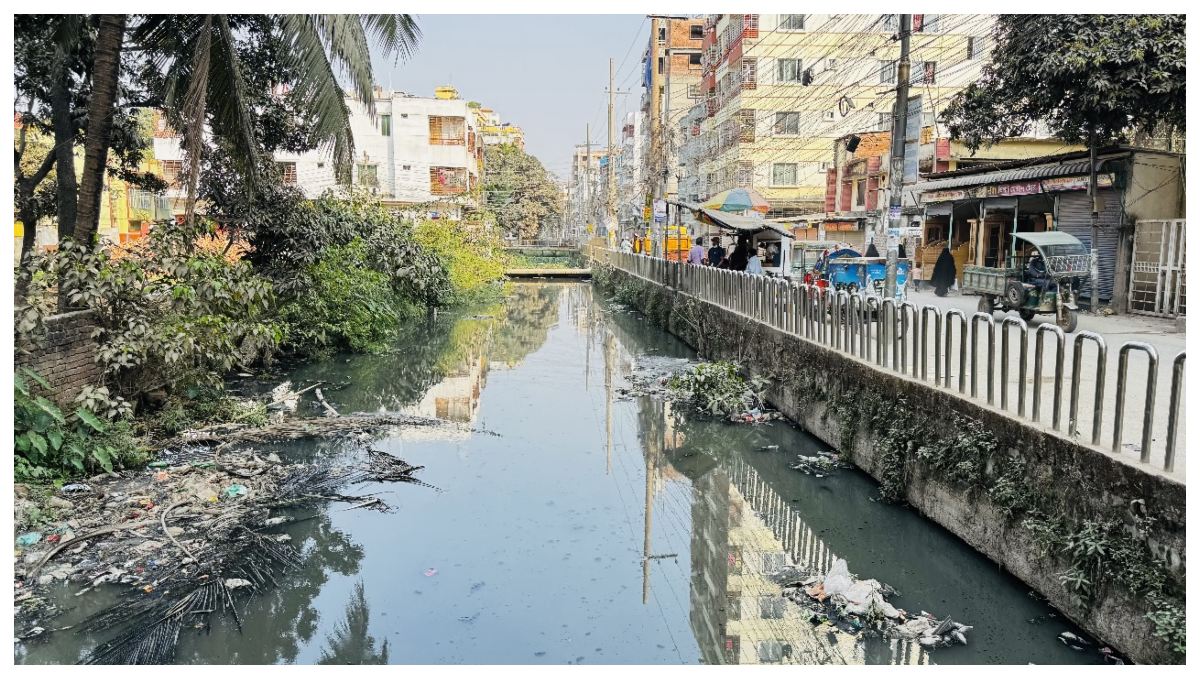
[822,559,853,597]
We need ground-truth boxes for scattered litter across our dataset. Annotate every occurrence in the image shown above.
[424,568,438,577]
[224,484,248,499]
[60,483,92,496]
[224,578,253,590]
[1058,631,1091,651]
[791,451,847,476]
[16,532,42,547]
[783,558,972,650]
[154,471,170,483]
[758,445,780,451]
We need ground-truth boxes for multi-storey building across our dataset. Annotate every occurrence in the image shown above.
[694,13,996,218]
[616,111,645,232]
[677,102,708,205]
[273,85,484,220]
[566,144,608,235]
[642,15,705,207]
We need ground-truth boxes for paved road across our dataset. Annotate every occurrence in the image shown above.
[898,287,1185,480]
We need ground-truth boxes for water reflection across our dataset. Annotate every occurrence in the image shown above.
[318,583,390,665]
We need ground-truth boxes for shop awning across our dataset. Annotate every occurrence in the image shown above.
[674,202,794,239]
[913,160,1095,193]
[923,202,955,216]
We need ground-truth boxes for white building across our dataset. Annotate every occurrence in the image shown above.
[275,85,484,220]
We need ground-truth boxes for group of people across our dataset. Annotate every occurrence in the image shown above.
[618,232,778,276]
[686,236,777,275]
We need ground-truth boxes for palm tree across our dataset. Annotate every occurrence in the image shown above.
[73,14,127,244]
[132,14,422,225]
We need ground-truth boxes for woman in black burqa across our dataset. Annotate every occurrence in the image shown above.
[930,246,957,297]
[727,236,751,271]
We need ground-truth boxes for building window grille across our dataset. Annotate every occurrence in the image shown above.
[780,14,806,31]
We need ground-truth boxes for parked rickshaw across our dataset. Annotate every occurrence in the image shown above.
[963,231,1090,332]
[810,248,910,300]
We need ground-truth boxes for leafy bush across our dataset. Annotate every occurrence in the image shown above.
[250,191,450,306]
[279,239,416,356]
[147,384,267,436]
[14,369,143,480]
[412,218,508,301]
[668,361,768,418]
[18,223,281,404]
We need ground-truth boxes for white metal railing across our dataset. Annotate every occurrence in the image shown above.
[589,247,1186,475]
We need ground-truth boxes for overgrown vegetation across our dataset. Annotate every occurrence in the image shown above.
[14,369,144,480]
[412,217,508,302]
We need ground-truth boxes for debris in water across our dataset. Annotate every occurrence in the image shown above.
[791,451,847,476]
[758,445,780,451]
[16,532,42,547]
[424,568,438,577]
[782,558,972,649]
[1058,631,1091,651]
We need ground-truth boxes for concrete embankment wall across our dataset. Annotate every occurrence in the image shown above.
[597,266,1185,664]
[15,310,102,405]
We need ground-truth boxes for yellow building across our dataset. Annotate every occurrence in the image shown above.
[14,108,175,259]
[697,14,996,217]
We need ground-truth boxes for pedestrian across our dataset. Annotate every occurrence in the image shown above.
[765,242,780,266]
[746,246,765,274]
[931,246,957,297]
[727,237,750,271]
[688,236,705,265]
[620,234,633,253]
[707,236,726,268]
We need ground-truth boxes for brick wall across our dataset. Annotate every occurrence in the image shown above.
[15,310,102,405]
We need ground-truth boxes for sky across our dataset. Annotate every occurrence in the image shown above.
[374,14,648,179]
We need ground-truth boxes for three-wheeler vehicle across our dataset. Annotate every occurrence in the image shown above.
[963,231,1090,332]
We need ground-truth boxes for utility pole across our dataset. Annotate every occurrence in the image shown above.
[1087,127,1099,313]
[607,58,617,240]
[585,124,592,233]
[649,16,663,254]
[884,14,912,298]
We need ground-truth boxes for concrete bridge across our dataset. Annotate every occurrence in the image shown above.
[504,246,590,278]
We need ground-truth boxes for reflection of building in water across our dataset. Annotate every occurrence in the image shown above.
[680,453,930,666]
[403,352,489,424]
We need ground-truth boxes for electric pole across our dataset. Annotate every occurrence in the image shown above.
[649,16,663,254]
[607,57,617,241]
[585,123,592,233]
[884,14,912,298]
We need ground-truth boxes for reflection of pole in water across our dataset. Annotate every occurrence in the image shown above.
[643,398,663,604]
[604,331,614,475]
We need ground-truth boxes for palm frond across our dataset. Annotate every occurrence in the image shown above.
[277,14,358,175]
[207,15,259,188]
[360,14,422,63]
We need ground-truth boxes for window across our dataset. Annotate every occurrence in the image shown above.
[689,52,702,66]
[130,189,152,211]
[657,56,664,74]
[772,163,798,186]
[402,164,411,170]
[823,110,836,121]
[879,60,896,84]
[854,179,867,207]
[738,109,755,143]
[915,61,937,84]
[430,166,467,195]
[827,58,839,70]
[735,160,754,186]
[879,112,893,130]
[780,14,805,31]
[380,114,391,136]
[917,14,940,33]
[160,160,183,187]
[690,25,703,39]
[883,14,898,32]
[741,58,757,88]
[773,112,800,135]
[277,161,297,184]
[724,636,741,665]
[778,58,803,83]
[356,163,378,187]
[688,83,701,99]
[429,116,465,145]
[758,640,785,663]
[726,592,742,621]
[967,37,978,59]
[759,595,786,619]
[657,26,666,44]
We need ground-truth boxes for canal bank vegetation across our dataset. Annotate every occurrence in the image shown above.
[592,262,1185,663]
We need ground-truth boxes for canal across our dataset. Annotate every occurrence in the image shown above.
[17,282,1105,665]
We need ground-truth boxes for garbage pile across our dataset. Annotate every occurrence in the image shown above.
[790,450,847,477]
[617,356,695,400]
[620,358,782,424]
[783,558,972,649]
[14,444,426,662]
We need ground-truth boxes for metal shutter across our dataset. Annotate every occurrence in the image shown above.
[1056,189,1123,304]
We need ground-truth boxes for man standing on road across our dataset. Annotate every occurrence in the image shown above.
[688,236,706,265]
[707,236,726,267]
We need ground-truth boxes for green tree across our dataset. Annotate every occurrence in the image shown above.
[940,14,1185,308]
[940,14,1185,148]
[483,143,563,241]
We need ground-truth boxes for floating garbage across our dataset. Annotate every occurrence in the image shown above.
[786,558,972,649]
[791,451,846,476]
[1059,631,1092,651]
[224,484,248,498]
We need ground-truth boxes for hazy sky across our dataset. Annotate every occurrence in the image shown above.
[374,14,648,178]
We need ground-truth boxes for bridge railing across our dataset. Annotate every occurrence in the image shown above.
[589,247,1185,475]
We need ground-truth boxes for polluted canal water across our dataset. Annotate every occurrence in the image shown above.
[16,282,1109,665]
